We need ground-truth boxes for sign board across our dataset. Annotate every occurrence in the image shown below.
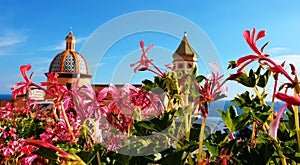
[29,89,46,101]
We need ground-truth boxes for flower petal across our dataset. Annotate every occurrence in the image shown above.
[275,93,300,106]
[270,104,287,138]
[20,64,32,82]
[251,28,256,44]
[255,30,266,41]
[140,40,145,53]
[243,30,251,46]
[236,55,258,66]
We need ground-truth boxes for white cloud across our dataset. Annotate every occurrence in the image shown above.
[45,41,65,51]
[0,38,23,47]
[267,47,289,54]
[272,55,300,67]
[76,37,86,43]
[0,30,28,47]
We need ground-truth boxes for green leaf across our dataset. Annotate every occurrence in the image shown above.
[191,66,198,76]
[231,91,272,123]
[157,148,189,165]
[257,70,271,88]
[133,110,176,136]
[217,106,251,132]
[35,147,58,160]
[227,60,237,69]
[235,71,256,87]
[196,75,206,83]
[203,131,227,156]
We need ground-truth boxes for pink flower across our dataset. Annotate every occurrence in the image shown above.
[18,154,38,165]
[130,40,166,77]
[9,128,17,140]
[97,84,164,132]
[72,75,99,121]
[270,104,288,138]
[130,40,153,73]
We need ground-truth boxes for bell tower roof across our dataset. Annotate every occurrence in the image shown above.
[174,32,198,58]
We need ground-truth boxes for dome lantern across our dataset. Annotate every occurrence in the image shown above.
[65,31,76,51]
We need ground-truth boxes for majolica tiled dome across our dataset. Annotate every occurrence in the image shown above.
[49,31,89,74]
[49,51,89,74]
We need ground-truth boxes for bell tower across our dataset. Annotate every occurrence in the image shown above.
[172,32,198,71]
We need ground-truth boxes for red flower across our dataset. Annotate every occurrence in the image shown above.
[41,72,67,98]
[275,93,300,106]
[236,28,269,73]
[180,63,227,118]
[11,64,33,99]
[232,28,294,83]
[243,28,266,56]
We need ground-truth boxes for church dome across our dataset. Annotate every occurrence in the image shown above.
[48,31,89,74]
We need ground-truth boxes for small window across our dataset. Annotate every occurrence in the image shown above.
[66,83,72,90]
[188,63,193,69]
[178,64,184,69]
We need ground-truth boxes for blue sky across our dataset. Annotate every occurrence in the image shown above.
[1,0,300,99]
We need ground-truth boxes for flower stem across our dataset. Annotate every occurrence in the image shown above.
[271,138,287,165]
[96,152,101,165]
[198,116,207,162]
[149,60,165,77]
[251,122,256,145]
[253,86,266,105]
[294,90,300,151]
[61,101,77,144]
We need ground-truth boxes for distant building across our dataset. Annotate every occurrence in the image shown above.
[0,94,13,107]
[6,31,198,106]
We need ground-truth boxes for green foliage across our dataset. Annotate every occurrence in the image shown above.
[217,106,251,132]
[0,112,47,140]
[232,91,272,123]
[132,110,176,136]
[143,73,180,100]
[229,67,271,88]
